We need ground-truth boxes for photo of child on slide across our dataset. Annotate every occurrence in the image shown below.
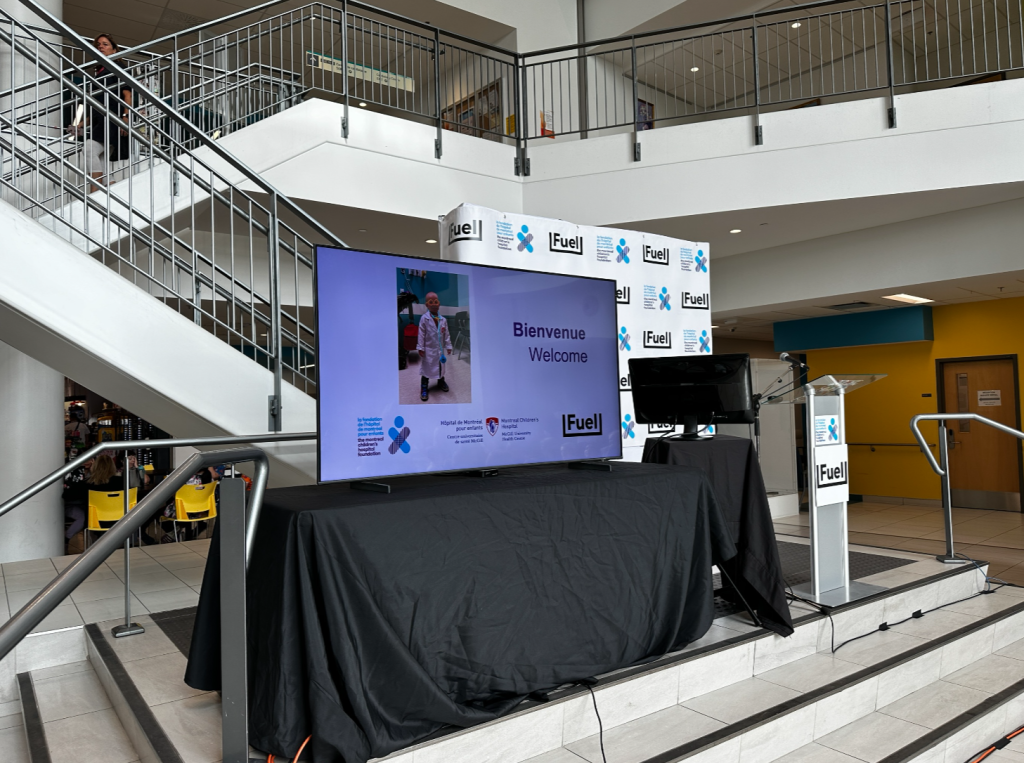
[397,268,472,405]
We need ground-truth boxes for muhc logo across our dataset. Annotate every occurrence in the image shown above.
[682,291,710,310]
[448,220,482,245]
[550,231,583,255]
[643,244,670,266]
[562,412,603,437]
[643,330,672,349]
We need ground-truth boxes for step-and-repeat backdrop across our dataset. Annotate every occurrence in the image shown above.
[439,203,711,460]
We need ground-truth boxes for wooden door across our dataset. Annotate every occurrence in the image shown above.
[941,357,1022,511]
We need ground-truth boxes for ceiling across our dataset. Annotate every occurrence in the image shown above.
[709,268,1024,344]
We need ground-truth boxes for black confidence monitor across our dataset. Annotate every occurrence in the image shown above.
[628,354,755,439]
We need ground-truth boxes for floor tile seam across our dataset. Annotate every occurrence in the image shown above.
[85,623,187,763]
[874,675,1024,763]
[17,672,52,763]
[633,602,1024,763]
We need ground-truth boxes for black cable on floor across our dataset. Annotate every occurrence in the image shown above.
[583,683,607,763]
[784,552,1013,655]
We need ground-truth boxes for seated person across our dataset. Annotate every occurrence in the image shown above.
[415,291,453,401]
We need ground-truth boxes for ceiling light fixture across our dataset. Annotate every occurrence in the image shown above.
[690,66,700,72]
[710,325,720,329]
[791,21,802,28]
[883,293,933,304]
[358,228,367,233]
[425,239,438,244]
[358,102,367,107]
[730,228,742,233]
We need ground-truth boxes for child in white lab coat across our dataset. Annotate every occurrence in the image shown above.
[416,292,453,401]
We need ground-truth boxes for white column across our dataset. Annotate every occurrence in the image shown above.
[0,341,64,563]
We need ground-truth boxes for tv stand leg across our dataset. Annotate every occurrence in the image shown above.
[350,481,392,494]
[568,461,612,472]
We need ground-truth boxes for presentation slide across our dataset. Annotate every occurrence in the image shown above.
[316,247,622,482]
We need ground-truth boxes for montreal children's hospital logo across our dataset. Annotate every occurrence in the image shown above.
[517,224,534,253]
[616,238,630,264]
[694,249,708,273]
[388,416,411,454]
[618,326,631,351]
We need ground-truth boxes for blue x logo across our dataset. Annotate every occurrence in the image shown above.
[829,418,838,441]
[616,238,630,264]
[517,225,534,253]
[619,326,631,351]
[622,414,635,439]
[695,250,707,273]
[699,330,711,353]
[388,416,411,454]
[659,287,671,311]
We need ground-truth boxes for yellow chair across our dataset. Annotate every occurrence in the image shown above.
[86,488,138,548]
[173,483,218,540]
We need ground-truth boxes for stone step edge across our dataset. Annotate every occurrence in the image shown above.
[388,562,984,757]
[880,675,1024,763]
[85,622,184,763]
[17,672,51,763]
[640,597,1024,763]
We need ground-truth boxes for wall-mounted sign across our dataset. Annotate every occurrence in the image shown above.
[978,389,1002,407]
[306,52,415,92]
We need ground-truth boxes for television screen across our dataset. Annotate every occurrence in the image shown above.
[315,247,622,482]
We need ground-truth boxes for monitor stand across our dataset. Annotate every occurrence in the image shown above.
[679,415,713,441]
[350,480,392,494]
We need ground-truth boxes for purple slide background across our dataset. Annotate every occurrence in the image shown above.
[316,248,621,481]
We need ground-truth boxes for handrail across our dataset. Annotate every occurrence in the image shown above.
[910,413,1024,476]
[0,444,268,660]
[115,0,519,60]
[15,0,348,252]
[910,412,1024,565]
[0,432,315,558]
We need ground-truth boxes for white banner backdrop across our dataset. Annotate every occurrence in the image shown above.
[439,203,712,460]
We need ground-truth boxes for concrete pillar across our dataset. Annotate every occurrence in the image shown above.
[0,341,64,563]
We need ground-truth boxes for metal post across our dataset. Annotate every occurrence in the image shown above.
[220,478,248,763]
[433,28,442,159]
[171,44,181,190]
[341,0,349,138]
[936,422,966,563]
[112,449,144,638]
[513,55,522,175]
[884,0,898,128]
[268,191,282,432]
[519,58,530,176]
[576,0,588,141]
[631,37,640,161]
[752,17,763,145]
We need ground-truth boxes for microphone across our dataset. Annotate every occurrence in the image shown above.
[780,352,809,369]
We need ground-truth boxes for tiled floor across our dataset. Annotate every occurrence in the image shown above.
[0,539,210,632]
[775,502,1024,583]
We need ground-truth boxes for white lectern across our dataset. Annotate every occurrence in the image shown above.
[763,373,888,606]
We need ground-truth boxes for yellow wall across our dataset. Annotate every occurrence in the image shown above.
[806,296,1024,499]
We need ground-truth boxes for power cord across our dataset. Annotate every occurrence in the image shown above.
[577,679,607,763]
[961,722,1024,762]
[784,553,1016,655]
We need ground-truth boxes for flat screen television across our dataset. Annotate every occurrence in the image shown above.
[315,247,622,482]
[628,354,754,439]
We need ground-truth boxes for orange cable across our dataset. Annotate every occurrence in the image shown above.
[292,735,312,763]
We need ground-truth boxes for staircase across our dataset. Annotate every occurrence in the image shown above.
[7,541,1024,763]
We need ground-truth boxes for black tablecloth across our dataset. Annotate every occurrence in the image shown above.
[185,463,737,763]
[642,435,794,636]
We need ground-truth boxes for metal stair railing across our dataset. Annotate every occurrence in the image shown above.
[1,0,348,420]
[114,0,520,159]
[0,430,316,763]
[911,412,1024,564]
[110,0,1023,176]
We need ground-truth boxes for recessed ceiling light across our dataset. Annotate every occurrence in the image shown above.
[358,228,367,233]
[425,239,437,244]
[730,228,742,234]
[358,102,367,107]
[883,293,933,304]
[791,22,802,28]
[710,325,720,329]
[690,66,700,72]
